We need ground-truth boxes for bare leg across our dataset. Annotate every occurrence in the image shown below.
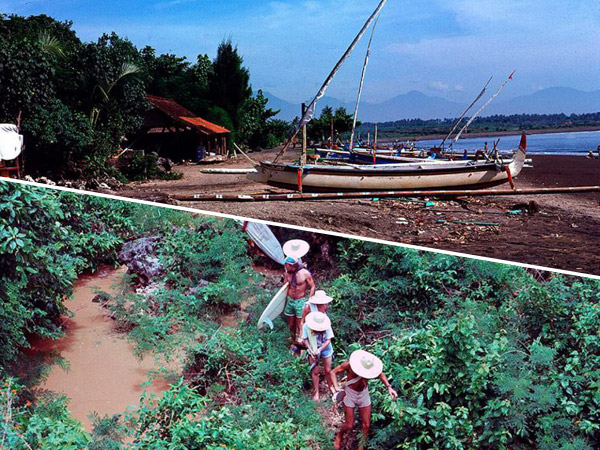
[295,316,303,345]
[322,356,333,393]
[310,357,320,401]
[334,405,354,450]
[357,405,372,450]
[286,315,296,343]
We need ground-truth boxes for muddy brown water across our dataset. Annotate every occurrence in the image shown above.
[25,266,175,431]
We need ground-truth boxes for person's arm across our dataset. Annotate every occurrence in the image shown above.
[378,372,397,400]
[301,325,314,355]
[301,303,310,325]
[329,361,350,391]
[316,338,331,355]
[303,338,313,354]
[305,271,316,297]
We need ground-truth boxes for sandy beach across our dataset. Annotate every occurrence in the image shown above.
[116,149,600,276]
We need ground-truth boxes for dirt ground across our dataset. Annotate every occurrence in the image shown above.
[115,148,600,277]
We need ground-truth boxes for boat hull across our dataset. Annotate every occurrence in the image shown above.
[248,145,527,192]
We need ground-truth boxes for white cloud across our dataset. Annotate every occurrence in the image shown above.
[3,0,599,103]
[429,81,450,92]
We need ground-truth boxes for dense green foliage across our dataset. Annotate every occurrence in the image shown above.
[0,379,90,450]
[0,14,287,181]
[307,106,356,143]
[2,185,599,449]
[123,330,329,450]
[0,15,147,178]
[326,241,600,449]
[363,112,600,139]
[0,182,135,370]
[107,217,260,356]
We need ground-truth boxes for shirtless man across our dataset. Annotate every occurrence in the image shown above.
[283,256,315,345]
[330,350,397,450]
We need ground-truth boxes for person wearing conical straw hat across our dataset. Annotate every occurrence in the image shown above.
[330,349,397,450]
[302,311,334,401]
[282,239,314,347]
[301,289,333,327]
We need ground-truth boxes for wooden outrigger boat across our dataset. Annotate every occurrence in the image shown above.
[258,1,528,192]
[249,133,527,191]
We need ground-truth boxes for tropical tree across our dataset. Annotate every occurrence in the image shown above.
[208,39,252,131]
[237,90,281,149]
[307,106,355,143]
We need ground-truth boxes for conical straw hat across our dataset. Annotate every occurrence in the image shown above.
[349,350,383,379]
[309,290,333,305]
[305,311,331,332]
[283,239,310,259]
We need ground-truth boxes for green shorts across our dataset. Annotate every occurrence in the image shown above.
[284,296,306,318]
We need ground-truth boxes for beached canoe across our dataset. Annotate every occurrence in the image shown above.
[248,134,527,192]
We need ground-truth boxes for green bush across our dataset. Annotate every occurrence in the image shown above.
[0,378,90,450]
[0,182,138,370]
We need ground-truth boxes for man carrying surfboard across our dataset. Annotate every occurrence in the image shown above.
[302,311,334,401]
[282,240,315,345]
[330,350,398,450]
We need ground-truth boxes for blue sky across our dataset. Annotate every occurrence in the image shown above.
[2,0,600,104]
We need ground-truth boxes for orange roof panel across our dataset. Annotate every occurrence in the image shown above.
[180,116,230,134]
[146,95,230,135]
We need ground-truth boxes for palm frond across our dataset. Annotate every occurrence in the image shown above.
[119,62,140,79]
[38,31,65,57]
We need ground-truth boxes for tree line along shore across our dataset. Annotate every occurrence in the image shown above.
[362,113,600,141]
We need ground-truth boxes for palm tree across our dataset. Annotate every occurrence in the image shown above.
[90,62,140,128]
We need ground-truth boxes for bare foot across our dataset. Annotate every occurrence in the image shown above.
[333,434,342,449]
[312,392,320,402]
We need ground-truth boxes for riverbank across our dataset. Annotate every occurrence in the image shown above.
[115,150,600,276]
[23,266,177,431]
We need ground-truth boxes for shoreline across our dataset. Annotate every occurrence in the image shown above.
[378,125,600,142]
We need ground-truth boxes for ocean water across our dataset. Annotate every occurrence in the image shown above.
[414,130,600,155]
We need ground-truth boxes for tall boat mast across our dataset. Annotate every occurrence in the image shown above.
[440,76,492,148]
[273,0,389,163]
[349,17,380,152]
[453,70,516,143]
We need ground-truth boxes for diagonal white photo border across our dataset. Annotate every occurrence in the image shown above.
[2,177,598,281]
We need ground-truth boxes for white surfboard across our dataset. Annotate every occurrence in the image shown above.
[242,221,285,265]
[258,282,289,330]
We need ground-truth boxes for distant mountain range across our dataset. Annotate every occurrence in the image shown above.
[263,87,600,123]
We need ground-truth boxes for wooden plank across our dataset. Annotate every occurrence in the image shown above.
[172,186,600,202]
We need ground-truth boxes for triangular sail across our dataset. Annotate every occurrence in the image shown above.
[273,0,389,163]
[453,70,516,143]
[349,17,380,152]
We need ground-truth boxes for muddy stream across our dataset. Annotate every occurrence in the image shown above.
[24,266,175,431]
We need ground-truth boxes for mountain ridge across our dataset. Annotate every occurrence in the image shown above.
[262,87,600,122]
